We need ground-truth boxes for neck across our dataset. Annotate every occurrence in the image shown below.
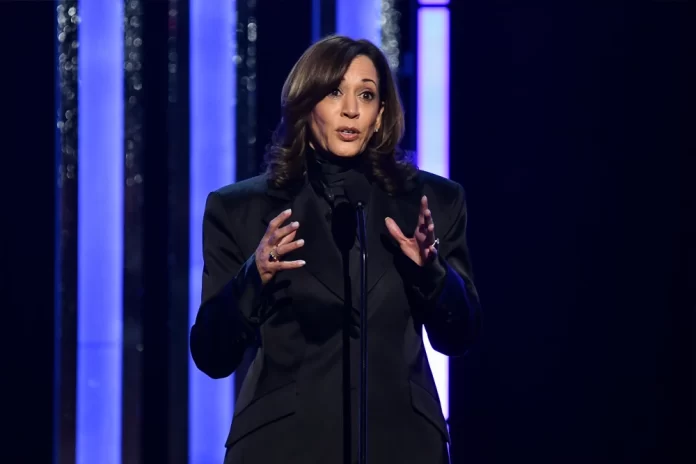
[309,144,364,171]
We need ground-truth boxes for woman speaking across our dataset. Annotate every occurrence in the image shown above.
[190,35,482,464]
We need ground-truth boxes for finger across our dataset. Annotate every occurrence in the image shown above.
[268,220,300,246]
[277,230,297,246]
[423,207,433,226]
[385,217,407,241]
[417,218,432,235]
[423,208,436,243]
[276,238,304,256]
[414,196,430,238]
[418,196,428,226]
[414,227,428,244]
[267,208,292,232]
[415,225,435,249]
[269,260,306,271]
[424,245,438,262]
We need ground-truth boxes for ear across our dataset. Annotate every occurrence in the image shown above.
[375,102,385,132]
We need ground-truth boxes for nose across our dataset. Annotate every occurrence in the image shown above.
[341,96,359,119]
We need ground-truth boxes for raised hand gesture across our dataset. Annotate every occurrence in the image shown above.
[255,209,306,285]
[385,195,438,267]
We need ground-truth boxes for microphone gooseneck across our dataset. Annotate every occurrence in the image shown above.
[309,147,370,464]
[355,199,368,464]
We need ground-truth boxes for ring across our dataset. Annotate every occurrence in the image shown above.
[268,248,279,262]
[433,238,440,249]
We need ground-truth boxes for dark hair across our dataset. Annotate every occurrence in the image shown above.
[264,35,416,195]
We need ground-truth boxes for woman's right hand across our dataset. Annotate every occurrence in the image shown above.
[255,209,306,285]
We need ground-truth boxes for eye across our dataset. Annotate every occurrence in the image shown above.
[360,91,375,101]
[328,88,342,97]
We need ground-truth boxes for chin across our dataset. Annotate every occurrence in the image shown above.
[328,143,364,158]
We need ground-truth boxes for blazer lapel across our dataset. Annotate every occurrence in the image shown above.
[264,182,346,303]
[263,183,292,223]
[364,179,423,295]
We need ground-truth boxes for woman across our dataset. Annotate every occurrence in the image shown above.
[190,35,482,464]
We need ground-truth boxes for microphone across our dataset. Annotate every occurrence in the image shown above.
[343,182,369,464]
[330,199,356,253]
[343,181,369,211]
[330,180,369,252]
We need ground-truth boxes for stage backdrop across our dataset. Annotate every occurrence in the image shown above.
[5,1,693,464]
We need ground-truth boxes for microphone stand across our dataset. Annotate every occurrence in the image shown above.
[356,202,368,464]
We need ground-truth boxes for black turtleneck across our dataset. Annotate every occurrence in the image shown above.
[307,146,371,207]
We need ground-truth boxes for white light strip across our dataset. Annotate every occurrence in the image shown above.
[417,6,451,419]
[189,1,236,462]
[336,0,382,45]
[76,0,124,462]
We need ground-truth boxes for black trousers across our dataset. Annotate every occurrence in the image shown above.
[223,411,450,464]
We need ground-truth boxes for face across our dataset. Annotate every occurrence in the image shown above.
[309,55,384,157]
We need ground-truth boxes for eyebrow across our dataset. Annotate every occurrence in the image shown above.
[341,77,378,86]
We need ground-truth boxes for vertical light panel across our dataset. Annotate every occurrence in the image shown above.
[417,5,451,419]
[312,0,321,43]
[336,0,382,45]
[189,1,236,463]
[76,1,124,463]
[417,7,450,179]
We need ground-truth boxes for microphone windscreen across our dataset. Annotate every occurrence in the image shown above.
[331,200,357,252]
[343,178,370,207]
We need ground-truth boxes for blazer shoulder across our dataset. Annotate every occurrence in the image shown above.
[212,174,270,209]
[416,170,465,205]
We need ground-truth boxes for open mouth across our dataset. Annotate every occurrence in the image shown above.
[336,127,360,141]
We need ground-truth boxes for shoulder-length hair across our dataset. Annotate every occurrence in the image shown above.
[264,35,416,195]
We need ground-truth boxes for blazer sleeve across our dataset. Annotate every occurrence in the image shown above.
[402,184,482,356]
[189,191,264,379]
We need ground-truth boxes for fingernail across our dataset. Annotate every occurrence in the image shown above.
[284,209,292,215]
[291,221,299,228]
[299,260,306,265]
[297,239,305,245]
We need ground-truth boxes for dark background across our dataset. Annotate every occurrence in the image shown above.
[448,3,694,463]
[6,1,694,463]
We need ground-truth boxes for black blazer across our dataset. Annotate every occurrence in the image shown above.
[190,170,482,464]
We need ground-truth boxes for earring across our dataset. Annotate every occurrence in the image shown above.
[374,128,379,133]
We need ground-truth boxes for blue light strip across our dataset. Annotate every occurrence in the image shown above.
[417,5,451,419]
[189,1,236,462]
[336,0,382,45]
[312,0,321,42]
[76,1,124,463]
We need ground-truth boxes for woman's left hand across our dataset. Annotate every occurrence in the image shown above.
[385,195,438,267]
